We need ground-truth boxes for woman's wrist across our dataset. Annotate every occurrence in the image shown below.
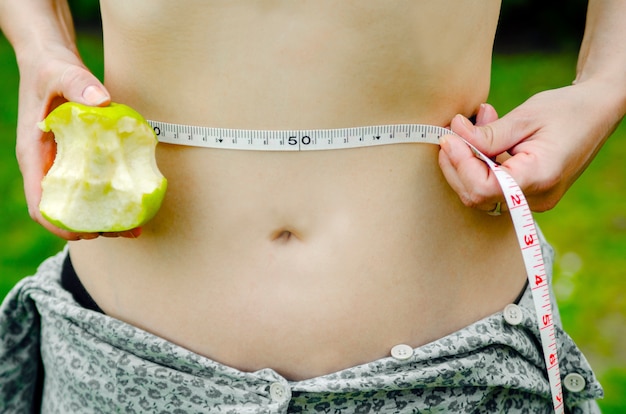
[2,0,77,63]
[572,76,626,140]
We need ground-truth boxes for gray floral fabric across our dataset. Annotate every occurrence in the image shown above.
[1,239,602,413]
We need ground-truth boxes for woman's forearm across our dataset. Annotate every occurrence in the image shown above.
[0,0,77,61]
[576,0,626,117]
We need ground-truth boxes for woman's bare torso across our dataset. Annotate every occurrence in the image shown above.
[69,0,526,380]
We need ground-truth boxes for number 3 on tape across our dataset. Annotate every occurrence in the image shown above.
[465,139,564,413]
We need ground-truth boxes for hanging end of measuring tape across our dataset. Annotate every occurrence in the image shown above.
[464,137,565,412]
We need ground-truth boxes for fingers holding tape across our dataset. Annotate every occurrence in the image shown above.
[439,134,507,213]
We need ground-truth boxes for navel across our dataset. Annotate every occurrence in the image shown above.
[270,228,299,243]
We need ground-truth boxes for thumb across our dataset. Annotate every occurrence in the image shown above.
[59,65,111,107]
[450,112,519,158]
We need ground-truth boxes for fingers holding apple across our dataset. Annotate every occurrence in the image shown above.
[38,102,167,238]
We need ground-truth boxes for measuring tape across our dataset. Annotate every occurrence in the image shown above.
[149,120,565,412]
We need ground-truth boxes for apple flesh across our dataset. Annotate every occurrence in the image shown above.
[38,102,167,233]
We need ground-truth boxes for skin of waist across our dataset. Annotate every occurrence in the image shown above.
[68,141,527,380]
[75,0,511,378]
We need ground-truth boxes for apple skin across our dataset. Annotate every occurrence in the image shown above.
[38,102,167,233]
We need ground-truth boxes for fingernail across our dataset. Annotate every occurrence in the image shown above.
[476,104,486,124]
[458,114,474,129]
[452,114,476,138]
[439,134,454,156]
[83,85,109,106]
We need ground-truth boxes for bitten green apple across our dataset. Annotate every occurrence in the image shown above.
[37,102,167,233]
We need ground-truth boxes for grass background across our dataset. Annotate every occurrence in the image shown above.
[1,32,625,412]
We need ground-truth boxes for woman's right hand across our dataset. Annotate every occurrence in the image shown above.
[14,45,141,240]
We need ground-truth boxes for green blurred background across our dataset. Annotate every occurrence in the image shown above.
[1,1,624,412]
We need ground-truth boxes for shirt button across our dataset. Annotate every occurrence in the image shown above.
[563,373,586,393]
[503,304,524,326]
[269,382,289,402]
[391,344,414,361]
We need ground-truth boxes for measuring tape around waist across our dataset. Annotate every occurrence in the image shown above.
[149,120,565,412]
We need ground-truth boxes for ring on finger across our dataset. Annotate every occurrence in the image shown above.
[487,201,502,216]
